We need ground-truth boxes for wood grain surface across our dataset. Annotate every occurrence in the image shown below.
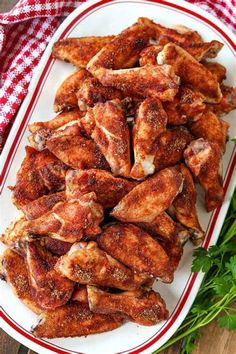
[0,1,235,354]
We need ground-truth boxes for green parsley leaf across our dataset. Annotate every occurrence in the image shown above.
[218,313,236,330]
[191,248,212,272]
[226,256,236,279]
[212,275,233,296]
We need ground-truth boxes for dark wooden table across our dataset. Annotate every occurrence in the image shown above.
[0,1,235,353]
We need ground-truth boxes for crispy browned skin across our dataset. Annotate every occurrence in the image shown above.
[52,36,115,67]
[207,85,236,116]
[26,243,74,310]
[184,139,224,212]
[138,18,202,46]
[24,193,104,242]
[21,192,66,220]
[157,43,222,103]
[163,86,206,125]
[98,223,172,282]
[11,147,68,209]
[139,45,163,66]
[56,241,143,290]
[0,249,42,314]
[42,237,72,256]
[77,77,123,111]
[66,169,137,208]
[154,127,193,171]
[203,62,226,83]
[189,110,229,152]
[72,284,88,303]
[87,286,168,326]
[81,100,131,177]
[130,98,167,179]
[32,301,124,338]
[158,235,183,273]
[46,135,110,170]
[0,217,28,247]
[111,167,183,223]
[54,69,91,112]
[170,164,204,245]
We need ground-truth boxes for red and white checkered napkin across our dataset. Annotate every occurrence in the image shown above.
[0,0,235,152]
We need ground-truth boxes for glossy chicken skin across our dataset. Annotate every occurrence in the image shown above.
[207,85,236,116]
[111,167,183,223]
[54,69,91,112]
[26,243,74,309]
[55,241,143,290]
[87,286,168,326]
[157,43,222,103]
[52,36,115,67]
[66,169,137,208]
[46,134,110,170]
[184,139,224,212]
[32,301,124,338]
[81,100,131,177]
[98,223,172,282]
[154,127,193,171]
[130,98,167,179]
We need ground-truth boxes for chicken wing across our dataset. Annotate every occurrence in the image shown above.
[158,235,183,273]
[72,284,88,303]
[139,45,163,66]
[42,237,72,256]
[169,164,204,245]
[163,86,206,125]
[111,167,183,223]
[46,135,110,170]
[207,85,236,116]
[52,36,114,67]
[81,100,131,177]
[98,223,172,282]
[77,77,123,111]
[26,242,74,309]
[0,217,28,247]
[32,301,124,338]
[184,139,224,211]
[154,127,193,171]
[189,110,229,152]
[0,249,42,314]
[55,241,143,290]
[87,286,168,326]
[54,69,91,112]
[157,43,222,103]
[130,98,168,179]
[203,62,226,83]
[66,169,137,208]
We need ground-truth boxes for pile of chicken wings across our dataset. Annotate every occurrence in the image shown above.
[1,18,236,338]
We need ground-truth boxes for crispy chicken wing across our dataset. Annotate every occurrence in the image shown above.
[66,169,137,208]
[111,167,183,223]
[154,127,193,171]
[0,217,28,247]
[130,98,167,179]
[169,164,204,245]
[32,301,124,338]
[54,69,91,112]
[207,85,236,116]
[52,36,114,67]
[158,235,183,273]
[42,237,72,256]
[203,62,226,83]
[72,284,88,303]
[157,43,222,103]
[189,110,229,152]
[81,100,131,177]
[87,286,168,326]
[98,223,172,281]
[26,243,74,309]
[184,139,224,211]
[139,45,163,66]
[46,135,110,170]
[55,241,143,290]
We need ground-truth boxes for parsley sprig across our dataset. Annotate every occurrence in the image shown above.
[155,190,236,354]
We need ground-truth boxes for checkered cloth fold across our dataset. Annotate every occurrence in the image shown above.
[0,0,235,151]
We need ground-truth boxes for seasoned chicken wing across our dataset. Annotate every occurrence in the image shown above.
[130,98,167,179]
[32,301,124,338]
[184,139,224,212]
[154,127,193,171]
[81,100,131,177]
[66,169,137,208]
[26,243,74,309]
[42,237,72,256]
[52,36,114,67]
[0,217,28,247]
[46,135,110,170]
[158,235,183,273]
[72,284,88,303]
[55,241,143,290]
[169,164,204,245]
[189,110,229,152]
[203,62,226,83]
[98,223,172,281]
[207,85,236,116]
[54,69,91,112]
[139,45,163,66]
[157,43,222,103]
[111,167,183,223]
[87,286,168,326]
